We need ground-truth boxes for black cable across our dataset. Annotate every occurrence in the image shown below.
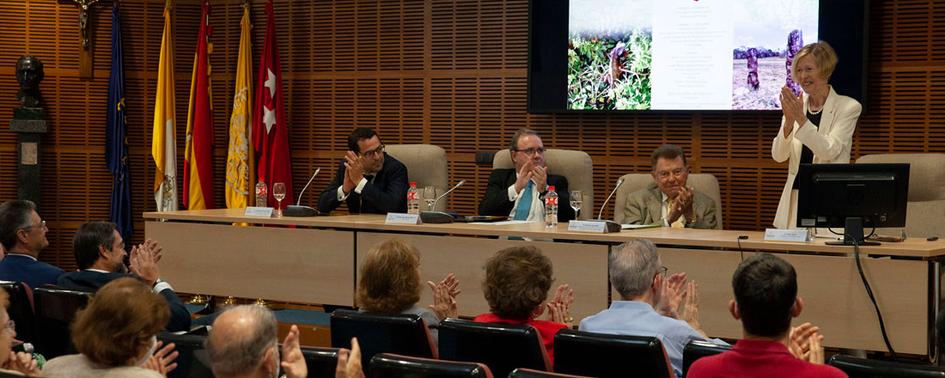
[848,232,897,357]
[736,235,748,262]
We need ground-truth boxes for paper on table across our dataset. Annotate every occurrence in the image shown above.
[621,223,662,230]
[472,220,534,226]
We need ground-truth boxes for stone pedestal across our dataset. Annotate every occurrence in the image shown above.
[9,117,47,208]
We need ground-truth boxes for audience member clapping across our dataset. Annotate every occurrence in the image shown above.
[43,277,178,378]
[356,239,459,343]
[474,245,573,367]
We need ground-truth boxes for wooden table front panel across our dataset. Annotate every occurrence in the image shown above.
[146,221,356,306]
[356,232,610,322]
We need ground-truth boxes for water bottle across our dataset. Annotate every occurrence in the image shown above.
[255,181,268,207]
[545,185,558,228]
[407,181,420,214]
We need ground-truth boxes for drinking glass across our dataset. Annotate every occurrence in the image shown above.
[570,190,583,219]
[273,182,287,217]
[422,186,437,212]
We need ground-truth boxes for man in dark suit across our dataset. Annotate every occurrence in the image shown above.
[318,127,409,214]
[57,221,191,332]
[478,128,574,222]
[0,200,64,289]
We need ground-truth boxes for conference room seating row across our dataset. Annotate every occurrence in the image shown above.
[0,281,90,359]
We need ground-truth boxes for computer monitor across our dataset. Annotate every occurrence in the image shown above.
[796,163,910,246]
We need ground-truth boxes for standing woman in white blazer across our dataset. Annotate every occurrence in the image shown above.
[771,41,862,229]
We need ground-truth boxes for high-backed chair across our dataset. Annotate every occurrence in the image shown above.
[828,354,945,377]
[492,148,594,219]
[682,339,731,377]
[33,286,91,358]
[330,309,436,372]
[553,329,673,378]
[386,144,449,211]
[301,346,340,378]
[157,331,214,378]
[0,281,35,344]
[612,173,723,228]
[856,153,945,238]
[437,318,549,378]
[369,353,493,378]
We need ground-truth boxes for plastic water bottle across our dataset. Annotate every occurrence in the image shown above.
[545,185,558,228]
[407,181,420,214]
[255,181,268,207]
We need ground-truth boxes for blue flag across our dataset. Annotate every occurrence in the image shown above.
[106,2,132,240]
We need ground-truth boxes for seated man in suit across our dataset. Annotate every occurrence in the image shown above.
[0,200,64,289]
[478,128,575,222]
[622,144,718,229]
[580,239,725,378]
[688,253,842,378]
[318,127,409,214]
[57,221,191,332]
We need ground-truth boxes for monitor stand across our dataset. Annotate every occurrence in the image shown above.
[825,217,881,246]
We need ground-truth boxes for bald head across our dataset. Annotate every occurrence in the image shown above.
[206,305,279,377]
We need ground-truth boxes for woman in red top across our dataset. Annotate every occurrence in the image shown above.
[474,245,574,367]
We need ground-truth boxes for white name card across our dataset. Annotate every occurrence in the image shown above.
[764,228,811,242]
[568,220,609,233]
[386,213,421,225]
[244,207,274,217]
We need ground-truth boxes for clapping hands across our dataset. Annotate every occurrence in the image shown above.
[789,322,825,364]
[428,273,460,320]
[546,284,575,327]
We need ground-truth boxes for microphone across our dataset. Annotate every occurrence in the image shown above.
[591,178,624,233]
[283,168,322,217]
[420,180,466,224]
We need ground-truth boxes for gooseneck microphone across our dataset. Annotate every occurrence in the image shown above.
[284,168,321,217]
[598,178,625,220]
[420,180,466,224]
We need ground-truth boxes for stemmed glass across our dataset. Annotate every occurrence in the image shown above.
[272,182,287,217]
[422,186,437,212]
[570,190,583,219]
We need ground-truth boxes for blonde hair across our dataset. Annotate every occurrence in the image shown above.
[792,41,838,83]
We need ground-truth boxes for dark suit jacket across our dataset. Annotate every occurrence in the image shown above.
[57,270,192,332]
[478,168,575,222]
[317,153,409,214]
[0,254,64,290]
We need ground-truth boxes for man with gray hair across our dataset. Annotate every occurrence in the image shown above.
[579,239,723,378]
[207,305,364,378]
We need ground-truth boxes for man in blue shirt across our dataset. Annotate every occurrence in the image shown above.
[579,239,725,378]
[0,200,64,289]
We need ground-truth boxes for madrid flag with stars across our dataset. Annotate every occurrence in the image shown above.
[253,0,293,206]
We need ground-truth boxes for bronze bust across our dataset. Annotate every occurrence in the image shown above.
[16,55,45,108]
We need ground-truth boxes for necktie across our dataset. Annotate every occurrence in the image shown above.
[513,181,534,221]
[669,198,686,228]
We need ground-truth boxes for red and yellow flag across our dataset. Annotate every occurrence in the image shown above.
[183,1,215,210]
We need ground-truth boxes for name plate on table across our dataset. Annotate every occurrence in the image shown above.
[764,228,811,242]
[568,220,610,233]
[244,207,274,217]
[386,213,421,224]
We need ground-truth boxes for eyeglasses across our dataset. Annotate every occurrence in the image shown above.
[657,266,668,276]
[360,144,385,158]
[21,220,46,231]
[3,320,14,333]
[655,168,687,180]
[515,147,545,156]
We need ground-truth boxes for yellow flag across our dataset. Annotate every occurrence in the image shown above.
[151,1,177,212]
[225,4,254,209]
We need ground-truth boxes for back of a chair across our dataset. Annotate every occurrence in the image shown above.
[828,354,945,378]
[553,329,673,378]
[158,332,214,378]
[437,318,548,378]
[301,346,340,378]
[386,144,449,211]
[369,353,493,378]
[612,173,723,227]
[32,286,91,358]
[856,153,945,238]
[0,281,35,344]
[682,339,731,377]
[330,309,436,371]
[509,368,591,378]
[492,148,594,219]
